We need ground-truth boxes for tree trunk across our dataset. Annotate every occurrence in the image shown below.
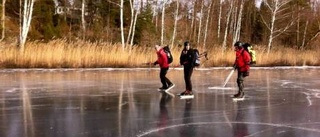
[197,0,204,44]
[120,0,125,49]
[81,0,86,40]
[130,9,138,46]
[19,0,35,52]
[222,1,234,52]
[171,0,179,47]
[203,1,213,48]
[217,0,223,41]
[161,0,167,45]
[234,0,244,44]
[1,0,6,41]
[126,0,134,45]
[301,21,308,50]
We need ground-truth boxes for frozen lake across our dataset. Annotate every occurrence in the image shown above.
[0,67,320,137]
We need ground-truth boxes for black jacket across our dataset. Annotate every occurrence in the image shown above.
[180,48,195,67]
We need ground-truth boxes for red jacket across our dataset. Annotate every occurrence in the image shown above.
[235,48,251,72]
[156,48,169,68]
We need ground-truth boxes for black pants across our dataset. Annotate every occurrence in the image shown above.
[183,66,194,91]
[160,68,172,88]
[236,71,245,92]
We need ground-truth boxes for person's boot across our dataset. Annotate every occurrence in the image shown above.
[233,91,241,98]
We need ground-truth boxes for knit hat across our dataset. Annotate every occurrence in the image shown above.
[184,41,190,47]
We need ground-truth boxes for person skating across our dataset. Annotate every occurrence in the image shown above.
[233,41,251,99]
[178,41,196,97]
[154,45,175,91]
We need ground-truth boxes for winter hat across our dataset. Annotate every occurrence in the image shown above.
[184,41,190,47]
[234,41,243,47]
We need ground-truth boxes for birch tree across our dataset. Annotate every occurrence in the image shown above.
[171,0,179,47]
[19,0,35,51]
[126,0,134,45]
[260,0,295,53]
[203,1,213,48]
[1,0,6,41]
[217,0,223,41]
[120,0,125,48]
[160,0,167,45]
[107,0,125,48]
[222,0,234,51]
[233,0,244,44]
[81,0,86,40]
[196,0,204,44]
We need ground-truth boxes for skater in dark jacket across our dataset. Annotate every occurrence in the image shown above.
[233,41,251,98]
[178,41,196,96]
[154,45,175,91]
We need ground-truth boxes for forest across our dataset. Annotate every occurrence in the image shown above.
[0,0,319,68]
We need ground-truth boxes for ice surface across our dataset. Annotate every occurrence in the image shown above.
[0,67,320,137]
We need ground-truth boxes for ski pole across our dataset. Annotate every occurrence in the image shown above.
[222,69,235,87]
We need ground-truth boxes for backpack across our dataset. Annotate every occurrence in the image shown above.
[243,43,256,65]
[193,49,200,67]
[163,46,173,64]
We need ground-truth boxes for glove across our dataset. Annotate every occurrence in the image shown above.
[153,61,158,65]
[233,64,237,70]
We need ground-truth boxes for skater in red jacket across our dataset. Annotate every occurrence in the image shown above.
[154,45,175,91]
[233,41,251,99]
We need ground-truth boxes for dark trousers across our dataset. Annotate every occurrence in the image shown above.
[237,71,245,92]
[160,68,172,88]
[183,66,193,91]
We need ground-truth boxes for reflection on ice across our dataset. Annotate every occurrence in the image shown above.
[0,67,320,137]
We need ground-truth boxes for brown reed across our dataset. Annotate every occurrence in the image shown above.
[0,40,319,68]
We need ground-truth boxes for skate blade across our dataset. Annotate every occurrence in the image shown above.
[180,95,194,99]
[232,97,245,101]
[164,84,175,92]
[164,90,175,98]
[157,89,164,92]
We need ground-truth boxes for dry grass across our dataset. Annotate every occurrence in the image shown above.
[0,40,319,68]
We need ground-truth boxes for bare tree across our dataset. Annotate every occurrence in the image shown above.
[171,0,179,47]
[107,0,125,48]
[196,0,204,44]
[222,0,234,51]
[19,0,35,51]
[0,0,6,41]
[126,0,134,45]
[203,1,213,48]
[261,0,295,53]
[217,0,223,41]
[81,0,86,40]
[160,0,167,45]
[233,0,244,44]
[120,0,125,48]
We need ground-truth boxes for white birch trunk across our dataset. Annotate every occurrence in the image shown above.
[19,0,35,51]
[171,0,179,47]
[234,0,244,44]
[161,0,167,45]
[261,0,294,53]
[1,0,6,41]
[217,0,223,40]
[126,0,134,45]
[301,21,308,50]
[81,0,86,40]
[120,0,125,48]
[222,1,234,51]
[203,1,213,48]
[197,0,204,44]
[130,9,138,46]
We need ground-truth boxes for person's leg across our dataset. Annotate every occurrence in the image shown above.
[236,72,244,97]
[183,66,189,90]
[160,68,168,88]
[164,68,173,86]
[187,67,193,92]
